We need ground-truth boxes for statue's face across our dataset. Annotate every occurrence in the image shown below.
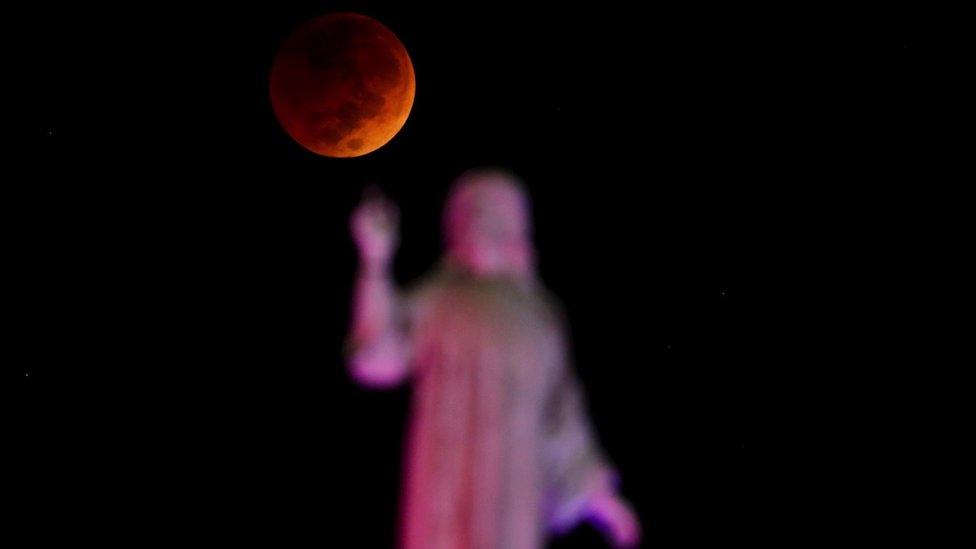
[444,175,534,279]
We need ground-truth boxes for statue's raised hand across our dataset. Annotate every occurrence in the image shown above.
[350,188,399,267]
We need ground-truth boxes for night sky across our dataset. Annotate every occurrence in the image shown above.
[15,1,941,547]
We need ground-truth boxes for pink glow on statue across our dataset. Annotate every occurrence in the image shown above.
[346,169,641,548]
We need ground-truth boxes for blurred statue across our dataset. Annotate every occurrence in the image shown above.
[346,168,640,548]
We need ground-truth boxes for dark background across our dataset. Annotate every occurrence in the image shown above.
[15,1,944,547]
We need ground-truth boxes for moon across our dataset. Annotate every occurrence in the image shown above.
[270,13,415,158]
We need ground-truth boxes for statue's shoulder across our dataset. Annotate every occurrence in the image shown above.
[401,262,456,309]
[531,284,570,329]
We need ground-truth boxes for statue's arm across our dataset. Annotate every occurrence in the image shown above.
[543,315,641,547]
[344,192,411,388]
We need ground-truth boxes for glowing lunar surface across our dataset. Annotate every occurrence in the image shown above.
[270,13,415,157]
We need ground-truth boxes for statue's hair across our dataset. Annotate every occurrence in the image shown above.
[441,167,532,246]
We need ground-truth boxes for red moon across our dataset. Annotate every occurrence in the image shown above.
[270,13,415,157]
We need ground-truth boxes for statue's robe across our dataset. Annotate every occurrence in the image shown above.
[350,263,616,549]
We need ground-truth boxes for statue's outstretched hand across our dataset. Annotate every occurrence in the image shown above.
[350,188,399,266]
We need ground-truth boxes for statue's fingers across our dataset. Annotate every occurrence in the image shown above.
[386,201,400,226]
[362,184,384,203]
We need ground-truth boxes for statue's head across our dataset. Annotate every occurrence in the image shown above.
[442,168,535,279]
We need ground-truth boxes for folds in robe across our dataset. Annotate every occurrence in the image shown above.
[348,263,616,549]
